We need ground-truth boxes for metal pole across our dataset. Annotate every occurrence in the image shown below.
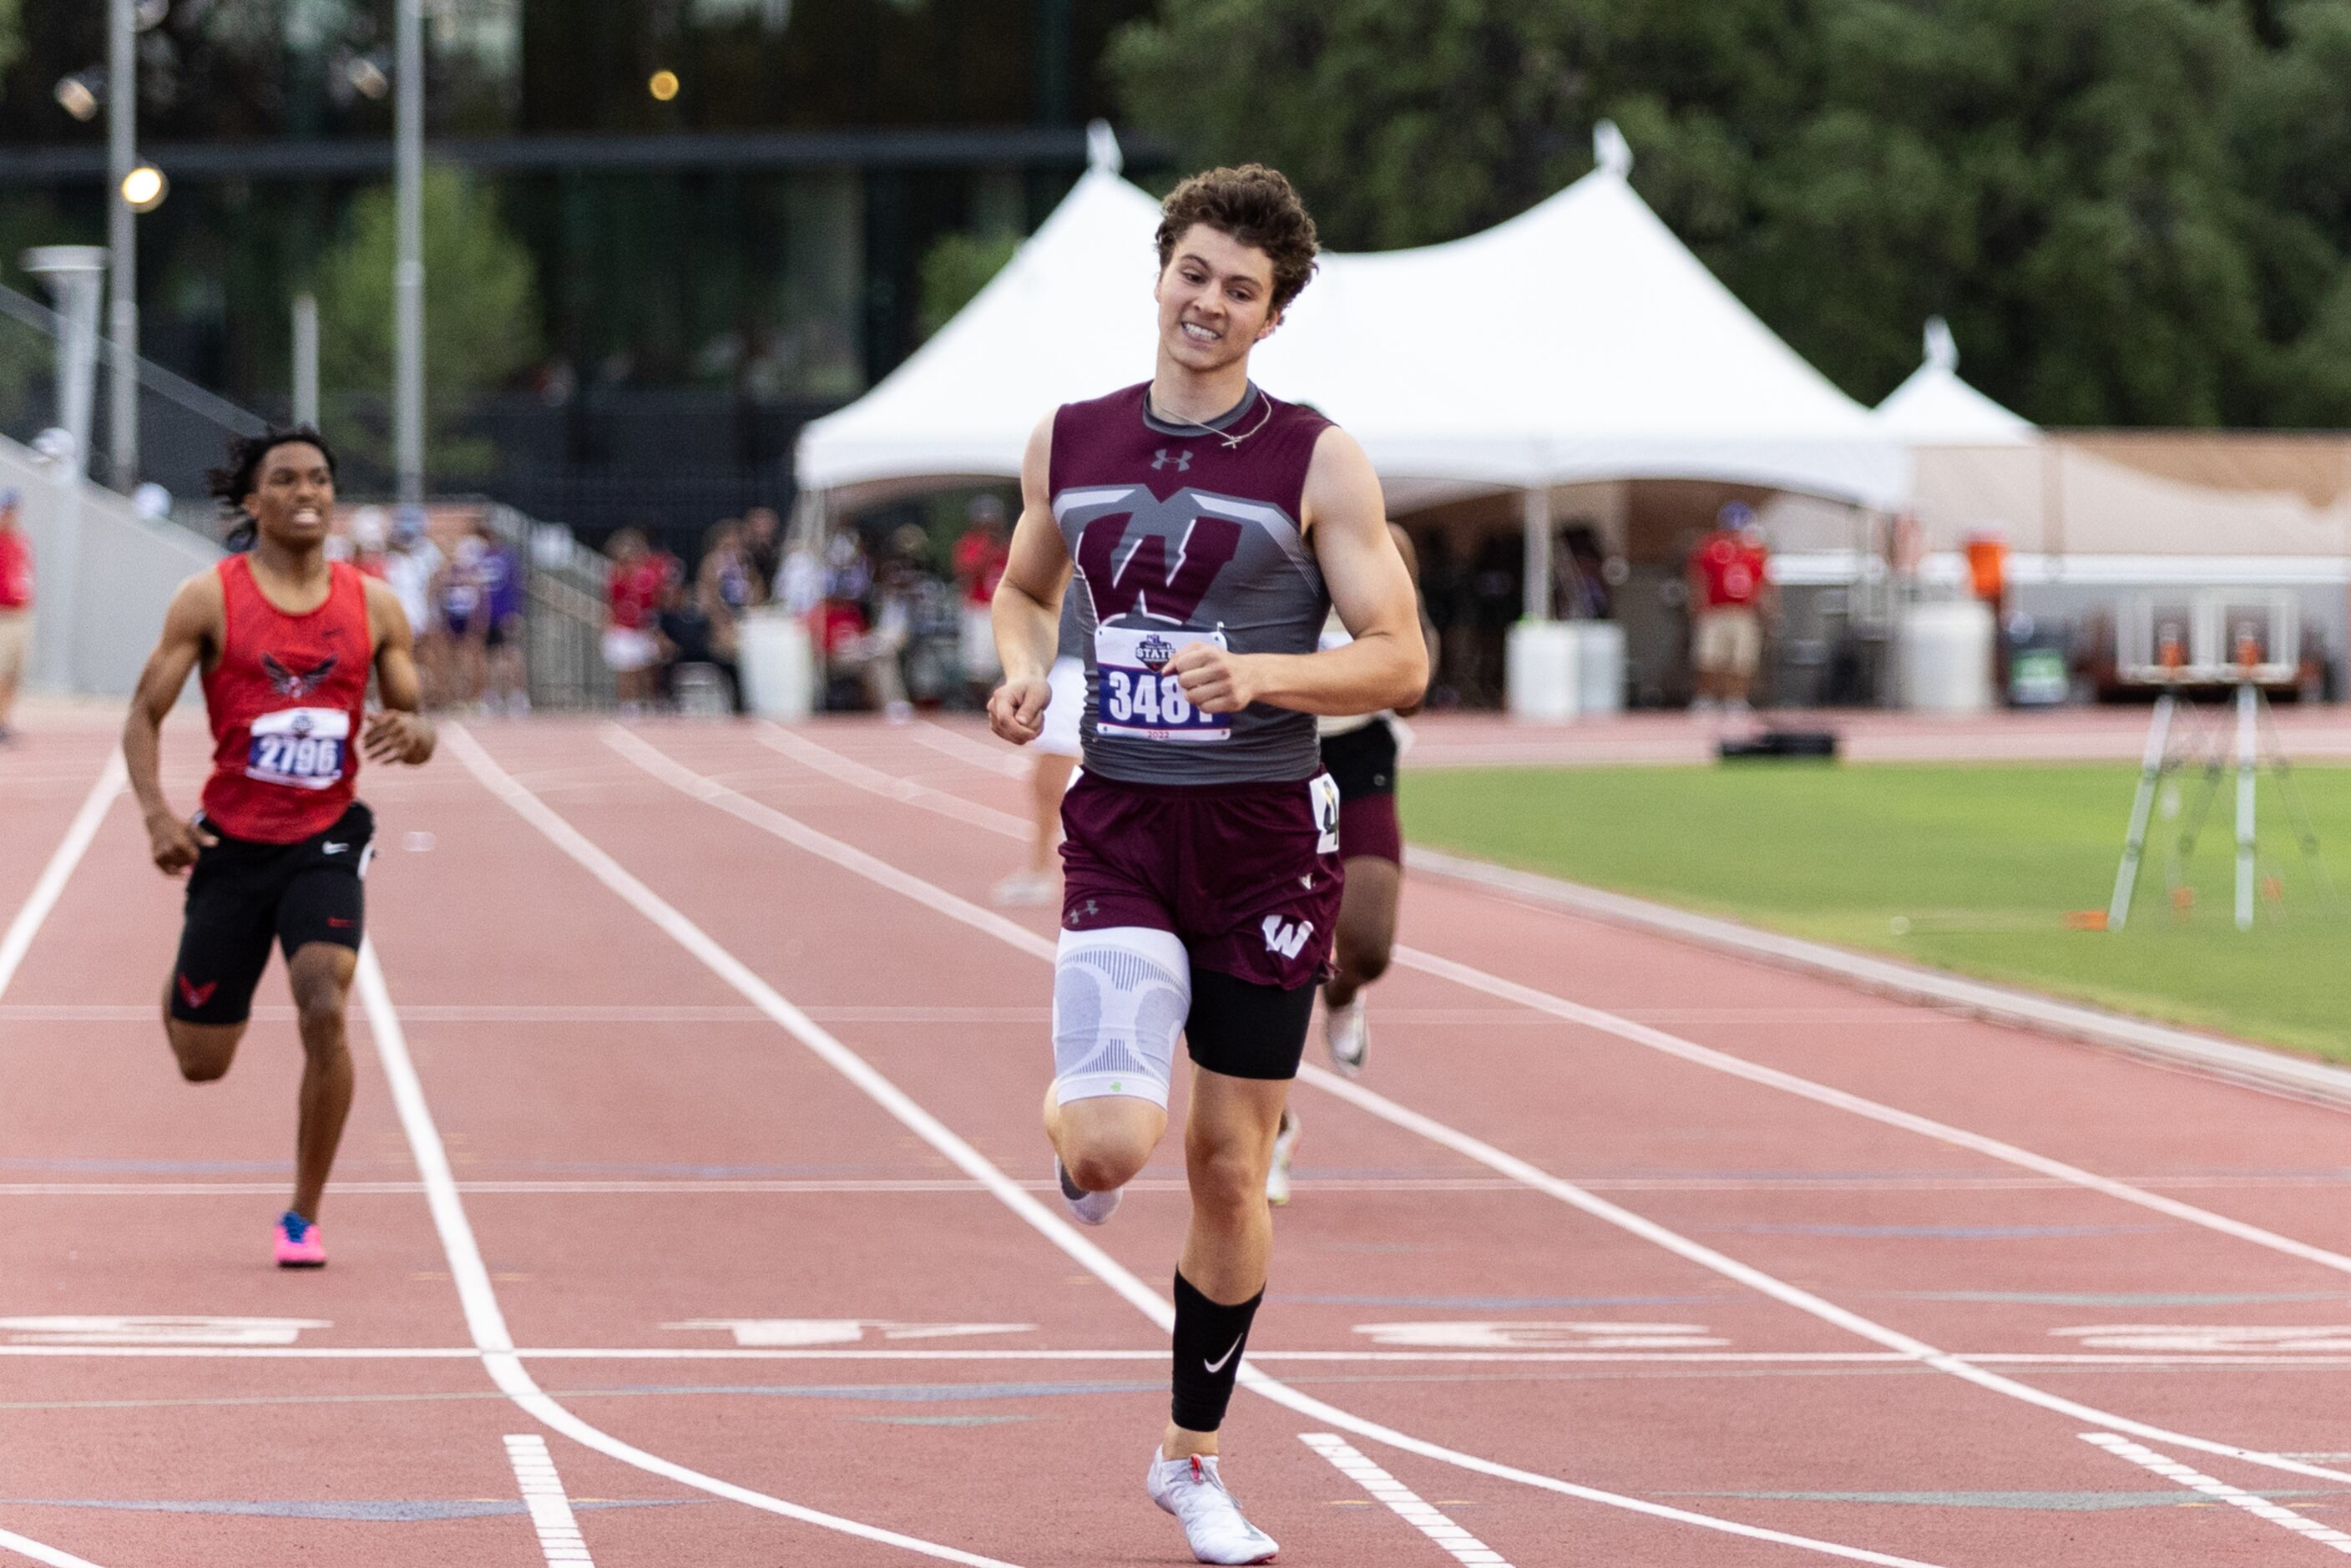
[394,0,425,506]
[107,0,138,492]
[292,292,320,428]
[2106,691,2174,931]
[21,247,107,693]
[1521,486,1553,623]
[2235,680,2257,931]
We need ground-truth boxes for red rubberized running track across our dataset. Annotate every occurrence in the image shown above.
[3,709,2348,1566]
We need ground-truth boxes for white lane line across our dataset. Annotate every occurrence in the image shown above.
[1302,1434,1514,1566]
[754,724,1031,837]
[356,941,1024,1568]
[4,1343,2348,1367]
[1392,944,2351,1280]
[0,1528,109,1568]
[906,720,1028,777]
[0,751,124,1001]
[505,1434,597,1565]
[0,749,131,1568]
[602,726,2351,1495]
[2081,1433,2351,1554]
[479,726,1949,1568]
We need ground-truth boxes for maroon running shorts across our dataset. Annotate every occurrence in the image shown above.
[1059,770,1345,990]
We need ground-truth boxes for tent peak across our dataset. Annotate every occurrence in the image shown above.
[1594,119,1633,179]
[1086,119,1124,177]
[1924,316,1959,372]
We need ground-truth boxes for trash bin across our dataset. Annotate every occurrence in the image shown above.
[1571,621,1625,716]
[737,609,814,721]
[1505,621,1578,721]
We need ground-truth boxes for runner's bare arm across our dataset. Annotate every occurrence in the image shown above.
[362,577,436,766]
[123,573,225,875]
[1171,427,1426,716]
[1389,523,1432,719]
[987,414,1074,745]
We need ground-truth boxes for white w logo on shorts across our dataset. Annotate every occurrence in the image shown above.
[1261,915,1313,960]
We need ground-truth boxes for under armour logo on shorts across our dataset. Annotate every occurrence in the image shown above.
[1150,448,1193,473]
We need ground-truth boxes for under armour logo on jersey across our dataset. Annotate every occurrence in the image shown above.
[1261,915,1314,960]
[261,653,339,698]
[1151,448,1193,473]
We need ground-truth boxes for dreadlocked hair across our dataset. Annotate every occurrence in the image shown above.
[208,425,337,553]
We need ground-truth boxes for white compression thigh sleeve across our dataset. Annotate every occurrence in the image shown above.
[1053,925,1190,1108]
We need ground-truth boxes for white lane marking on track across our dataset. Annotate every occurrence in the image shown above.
[1352,1323,1726,1350]
[0,751,124,1001]
[0,752,132,1568]
[0,1317,328,1346]
[2081,1433,2351,1554]
[506,1434,597,1565]
[1391,943,2351,1280]
[906,720,1029,777]
[754,724,1030,837]
[532,725,1951,1567]
[356,939,1026,1568]
[1301,1434,1515,1566]
[0,1529,109,1568]
[2054,1325,2351,1353]
[610,725,2351,1497]
[665,1320,1037,1346]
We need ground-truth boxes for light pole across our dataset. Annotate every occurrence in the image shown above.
[394,0,425,508]
[21,245,108,693]
[108,0,138,492]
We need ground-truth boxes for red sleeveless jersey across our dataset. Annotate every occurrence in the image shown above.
[200,554,373,844]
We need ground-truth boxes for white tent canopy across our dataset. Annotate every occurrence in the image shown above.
[796,124,1909,514]
[1874,318,2036,446]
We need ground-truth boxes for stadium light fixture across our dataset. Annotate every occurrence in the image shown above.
[120,164,168,213]
[346,54,391,100]
[650,69,681,102]
[54,72,104,122]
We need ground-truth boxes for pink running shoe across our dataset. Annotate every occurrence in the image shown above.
[274,1210,326,1268]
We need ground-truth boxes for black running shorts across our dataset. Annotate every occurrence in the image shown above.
[169,802,374,1027]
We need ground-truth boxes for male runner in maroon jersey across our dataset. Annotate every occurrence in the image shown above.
[123,428,435,1267]
[990,166,1426,1563]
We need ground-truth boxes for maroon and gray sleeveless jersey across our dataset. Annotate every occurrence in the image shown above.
[1050,382,1332,785]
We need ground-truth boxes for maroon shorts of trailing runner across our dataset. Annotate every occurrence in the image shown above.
[1059,769,1344,990]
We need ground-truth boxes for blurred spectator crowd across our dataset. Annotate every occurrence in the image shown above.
[602,498,1013,720]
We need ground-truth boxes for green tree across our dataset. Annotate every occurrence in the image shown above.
[1109,0,2351,428]
[315,169,540,480]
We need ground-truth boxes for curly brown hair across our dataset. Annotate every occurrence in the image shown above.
[1155,164,1321,314]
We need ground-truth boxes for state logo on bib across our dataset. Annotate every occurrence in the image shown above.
[245,706,351,791]
[1094,624,1231,743]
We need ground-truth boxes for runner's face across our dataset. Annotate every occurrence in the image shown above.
[245,443,335,551]
[1154,225,1281,375]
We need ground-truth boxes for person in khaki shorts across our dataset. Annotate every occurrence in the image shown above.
[0,489,32,742]
[1688,501,1772,716]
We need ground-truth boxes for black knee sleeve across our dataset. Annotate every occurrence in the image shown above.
[1170,1270,1263,1433]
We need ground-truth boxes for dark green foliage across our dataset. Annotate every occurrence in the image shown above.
[1110,0,2351,428]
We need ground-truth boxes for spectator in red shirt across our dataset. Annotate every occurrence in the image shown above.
[1687,502,1773,716]
[0,490,29,741]
[604,528,668,714]
[953,494,1009,702]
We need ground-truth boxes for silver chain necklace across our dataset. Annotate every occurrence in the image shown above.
[1150,386,1275,449]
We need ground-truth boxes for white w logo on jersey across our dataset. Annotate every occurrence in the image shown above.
[1261,915,1313,960]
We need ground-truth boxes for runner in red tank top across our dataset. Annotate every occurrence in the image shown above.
[123,427,436,1269]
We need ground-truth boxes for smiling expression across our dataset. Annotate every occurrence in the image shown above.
[1154,223,1283,375]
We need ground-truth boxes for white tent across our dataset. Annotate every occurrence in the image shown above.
[1874,318,2035,447]
[796,124,1909,523]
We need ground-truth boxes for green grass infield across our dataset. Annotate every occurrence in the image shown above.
[1400,760,2351,1061]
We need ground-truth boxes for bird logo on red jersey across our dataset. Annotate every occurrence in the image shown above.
[261,654,338,698]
